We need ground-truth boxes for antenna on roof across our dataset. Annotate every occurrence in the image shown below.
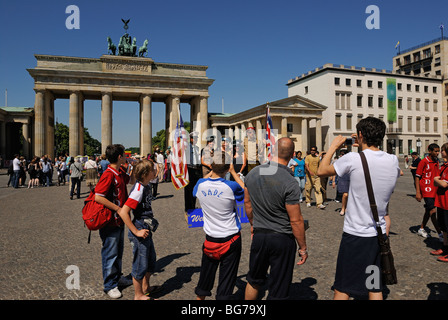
[222,97,224,113]
[5,89,7,107]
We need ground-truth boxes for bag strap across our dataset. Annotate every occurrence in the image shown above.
[359,152,385,242]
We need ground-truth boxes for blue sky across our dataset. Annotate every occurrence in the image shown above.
[1,0,447,148]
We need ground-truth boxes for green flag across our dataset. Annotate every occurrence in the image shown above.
[387,78,397,123]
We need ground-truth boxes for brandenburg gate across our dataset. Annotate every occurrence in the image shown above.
[27,53,214,158]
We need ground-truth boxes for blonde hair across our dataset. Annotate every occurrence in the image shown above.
[133,159,155,182]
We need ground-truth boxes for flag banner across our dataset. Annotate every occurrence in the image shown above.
[171,111,189,190]
[387,78,397,123]
[186,200,249,228]
[266,106,276,160]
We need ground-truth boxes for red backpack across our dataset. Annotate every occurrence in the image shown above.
[82,178,116,242]
[82,191,113,231]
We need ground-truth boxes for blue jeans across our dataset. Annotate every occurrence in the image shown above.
[128,220,156,280]
[12,170,20,188]
[99,225,125,292]
[295,176,305,199]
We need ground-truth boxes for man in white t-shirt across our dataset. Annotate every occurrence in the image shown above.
[12,154,21,189]
[317,116,401,300]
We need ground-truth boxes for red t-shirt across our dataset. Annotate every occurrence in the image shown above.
[95,165,130,226]
[415,156,440,198]
[435,163,448,210]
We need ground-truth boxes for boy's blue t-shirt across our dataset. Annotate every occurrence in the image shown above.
[293,158,306,177]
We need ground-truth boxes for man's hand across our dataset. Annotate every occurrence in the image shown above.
[297,250,308,265]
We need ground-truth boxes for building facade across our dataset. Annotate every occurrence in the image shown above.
[287,63,443,155]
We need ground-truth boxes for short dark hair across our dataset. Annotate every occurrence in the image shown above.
[428,143,440,151]
[356,117,385,147]
[106,144,125,163]
[211,154,231,174]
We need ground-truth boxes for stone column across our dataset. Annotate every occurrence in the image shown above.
[140,94,152,156]
[69,91,80,156]
[165,95,180,149]
[199,96,208,149]
[22,122,30,159]
[316,118,322,152]
[101,92,113,154]
[78,92,84,155]
[301,118,308,152]
[281,116,288,138]
[45,91,55,159]
[34,89,46,157]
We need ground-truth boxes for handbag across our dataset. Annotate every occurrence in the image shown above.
[203,233,240,260]
[360,151,398,285]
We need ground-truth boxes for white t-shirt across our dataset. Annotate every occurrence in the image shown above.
[13,158,20,171]
[156,153,164,164]
[333,149,401,237]
[193,177,244,238]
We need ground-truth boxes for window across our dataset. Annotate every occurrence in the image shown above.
[368,96,373,107]
[397,83,402,90]
[335,93,340,109]
[335,114,341,130]
[407,84,411,91]
[404,55,411,64]
[416,117,421,132]
[357,95,363,107]
[433,86,437,94]
[434,118,438,132]
[335,77,340,85]
[407,98,412,110]
[415,85,420,92]
[346,79,351,86]
[433,100,438,112]
[347,114,352,130]
[378,81,383,89]
[424,86,428,93]
[305,86,308,94]
[407,117,412,132]
[435,45,441,54]
[398,98,403,109]
[425,117,430,133]
[287,123,293,132]
[357,79,362,87]
[368,80,373,88]
[423,48,431,58]
[416,99,420,111]
[413,52,421,62]
[425,99,429,111]
[378,96,383,108]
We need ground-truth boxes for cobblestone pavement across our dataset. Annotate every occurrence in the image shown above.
[0,164,447,301]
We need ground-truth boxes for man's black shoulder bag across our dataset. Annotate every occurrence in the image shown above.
[360,151,398,285]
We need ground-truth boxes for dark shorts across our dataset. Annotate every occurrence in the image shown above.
[424,197,435,210]
[437,208,448,233]
[332,232,382,297]
[246,229,296,300]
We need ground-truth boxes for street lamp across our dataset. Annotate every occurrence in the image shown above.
[416,138,421,156]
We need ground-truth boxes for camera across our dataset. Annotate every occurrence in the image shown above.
[345,137,355,146]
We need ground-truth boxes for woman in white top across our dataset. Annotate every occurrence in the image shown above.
[84,156,98,191]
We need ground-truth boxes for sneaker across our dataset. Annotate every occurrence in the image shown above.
[317,204,326,209]
[306,203,311,208]
[437,255,448,263]
[106,287,122,299]
[417,228,428,238]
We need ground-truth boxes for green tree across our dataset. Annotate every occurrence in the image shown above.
[54,122,101,156]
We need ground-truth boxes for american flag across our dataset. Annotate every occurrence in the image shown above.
[266,105,276,160]
[171,110,189,190]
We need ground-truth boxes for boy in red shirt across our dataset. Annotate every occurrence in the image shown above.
[415,143,442,240]
[433,142,448,261]
[94,144,131,299]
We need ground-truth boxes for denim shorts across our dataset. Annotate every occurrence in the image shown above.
[128,220,156,280]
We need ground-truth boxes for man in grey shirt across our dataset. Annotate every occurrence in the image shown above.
[244,137,308,300]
